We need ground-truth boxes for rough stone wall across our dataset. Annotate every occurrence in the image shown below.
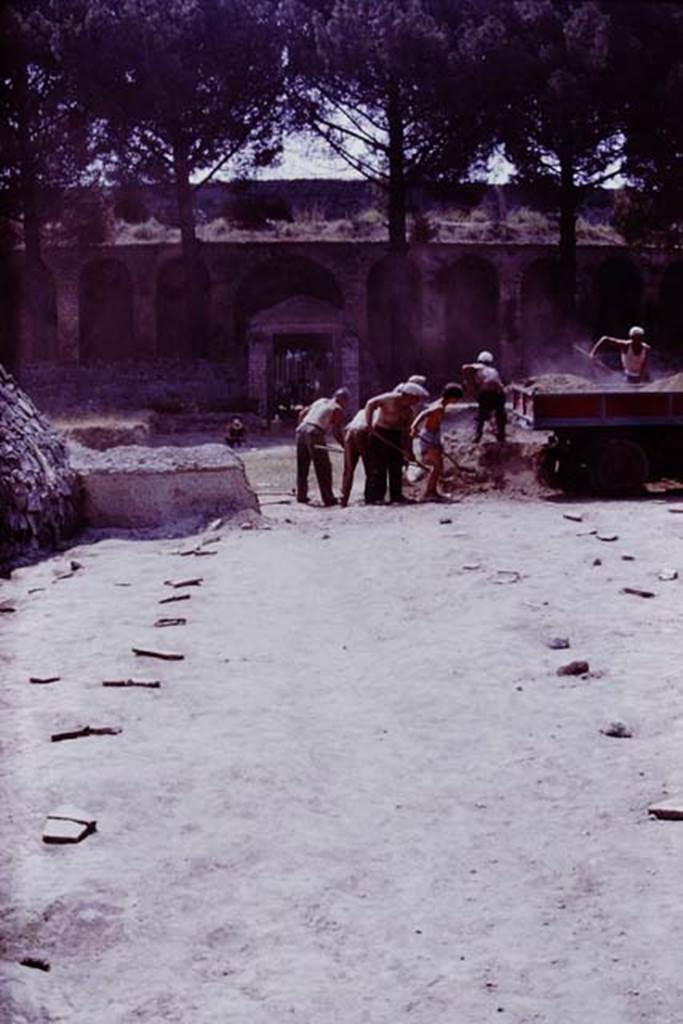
[0,364,79,572]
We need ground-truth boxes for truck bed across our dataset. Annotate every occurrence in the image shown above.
[512,385,683,430]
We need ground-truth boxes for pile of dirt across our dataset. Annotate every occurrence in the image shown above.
[645,372,683,391]
[519,373,597,392]
[403,412,551,499]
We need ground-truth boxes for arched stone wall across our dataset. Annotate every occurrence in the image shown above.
[14,261,58,363]
[520,258,564,371]
[442,255,499,371]
[591,259,642,340]
[80,258,134,363]
[236,256,347,416]
[366,254,421,391]
[658,262,683,352]
[156,257,210,360]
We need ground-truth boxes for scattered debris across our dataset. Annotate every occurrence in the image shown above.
[114,582,132,587]
[159,593,191,605]
[621,587,655,599]
[131,647,184,661]
[321,533,331,540]
[648,799,683,821]
[439,517,453,525]
[20,957,50,972]
[51,725,121,743]
[600,720,633,738]
[668,508,683,515]
[557,660,590,676]
[42,806,96,844]
[207,517,223,531]
[597,534,618,542]
[621,554,636,561]
[163,577,203,589]
[241,522,254,530]
[70,560,83,572]
[102,679,161,689]
[658,570,678,581]
[154,617,186,627]
[201,536,221,546]
[546,637,570,650]
[577,529,597,536]
[490,570,522,584]
[29,676,60,685]
[462,563,481,571]
[563,513,584,523]
[0,600,16,613]
[27,588,45,594]
[53,570,75,581]
[593,558,602,567]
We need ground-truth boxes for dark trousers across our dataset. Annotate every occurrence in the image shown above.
[366,428,404,503]
[476,391,507,442]
[296,424,334,504]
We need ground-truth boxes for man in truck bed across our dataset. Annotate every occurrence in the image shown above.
[589,326,651,384]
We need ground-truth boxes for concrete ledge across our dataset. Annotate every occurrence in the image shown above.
[70,443,258,529]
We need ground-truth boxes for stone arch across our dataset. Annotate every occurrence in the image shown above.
[79,258,134,364]
[591,259,642,340]
[235,256,348,417]
[520,258,564,370]
[442,255,499,371]
[156,257,211,360]
[0,263,20,370]
[14,261,58,363]
[366,254,421,389]
[658,262,683,352]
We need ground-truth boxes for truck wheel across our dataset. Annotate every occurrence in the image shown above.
[587,438,649,496]
[538,443,583,491]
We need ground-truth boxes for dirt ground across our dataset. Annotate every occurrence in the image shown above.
[2,441,683,1024]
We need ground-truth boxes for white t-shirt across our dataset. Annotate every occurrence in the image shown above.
[299,398,343,432]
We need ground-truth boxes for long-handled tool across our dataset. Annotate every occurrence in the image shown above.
[573,344,615,376]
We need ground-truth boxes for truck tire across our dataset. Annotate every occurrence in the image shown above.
[538,442,583,491]
[587,438,649,496]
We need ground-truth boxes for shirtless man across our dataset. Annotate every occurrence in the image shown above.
[462,350,507,443]
[410,383,463,502]
[341,376,429,507]
[590,326,651,383]
[296,388,349,505]
[364,381,429,504]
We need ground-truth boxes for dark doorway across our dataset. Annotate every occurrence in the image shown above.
[591,260,642,340]
[521,258,564,371]
[658,263,683,353]
[80,259,134,363]
[272,332,333,418]
[443,256,500,373]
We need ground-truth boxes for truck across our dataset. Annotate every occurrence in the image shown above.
[511,384,683,495]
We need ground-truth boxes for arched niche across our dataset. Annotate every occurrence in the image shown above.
[156,257,210,360]
[15,261,57,363]
[658,262,683,351]
[442,255,500,372]
[591,259,642,340]
[520,258,564,370]
[366,254,421,388]
[79,258,134,363]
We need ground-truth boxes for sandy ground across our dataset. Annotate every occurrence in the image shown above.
[2,449,683,1023]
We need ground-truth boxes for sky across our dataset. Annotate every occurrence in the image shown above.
[255,132,517,183]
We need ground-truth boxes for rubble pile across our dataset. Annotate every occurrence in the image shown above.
[0,364,79,571]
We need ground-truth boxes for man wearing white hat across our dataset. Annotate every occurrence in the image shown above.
[590,326,651,384]
[363,381,429,503]
[462,351,507,443]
